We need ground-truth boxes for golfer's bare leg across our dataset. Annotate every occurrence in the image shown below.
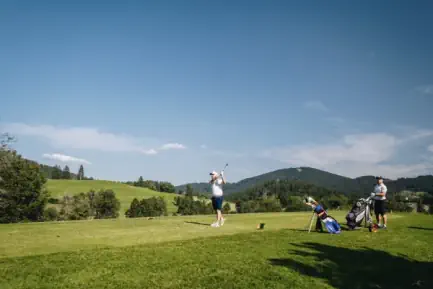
[382,214,387,226]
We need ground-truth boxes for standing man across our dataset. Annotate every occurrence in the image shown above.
[209,170,226,227]
[372,176,388,229]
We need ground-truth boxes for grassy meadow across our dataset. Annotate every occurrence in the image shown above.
[45,180,179,215]
[1,211,432,289]
[45,180,236,215]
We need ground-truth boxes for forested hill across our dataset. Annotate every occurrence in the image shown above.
[175,167,433,195]
[24,159,94,180]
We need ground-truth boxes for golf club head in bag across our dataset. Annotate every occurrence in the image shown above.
[304,196,316,204]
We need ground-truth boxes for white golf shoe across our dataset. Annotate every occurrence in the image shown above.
[219,218,225,226]
[210,222,220,227]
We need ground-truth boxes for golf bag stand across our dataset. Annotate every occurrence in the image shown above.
[308,212,323,233]
[308,210,340,234]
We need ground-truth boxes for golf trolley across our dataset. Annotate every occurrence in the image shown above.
[346,195,374,230]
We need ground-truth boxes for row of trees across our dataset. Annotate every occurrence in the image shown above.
[387,191,433,213]
[125,176,176,193]
[48,164,92,180]
[227,178,433,214]
[124,195,232,218]
[226,179,352,212]
[53,189,121,221]
[125,196,168,218]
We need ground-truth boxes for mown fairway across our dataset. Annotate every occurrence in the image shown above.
[45,180,179,214]
[1,212,432,289]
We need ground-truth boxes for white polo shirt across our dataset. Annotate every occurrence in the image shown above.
[373,183,387,200]
[211,178,224,197]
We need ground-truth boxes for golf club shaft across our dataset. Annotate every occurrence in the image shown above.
[221,163,228,173]
[308,212,315,233]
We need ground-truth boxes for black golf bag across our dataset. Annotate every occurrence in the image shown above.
[346,196,373,230]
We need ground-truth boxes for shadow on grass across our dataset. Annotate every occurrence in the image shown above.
[287,225,352,234]
[287,229,327,233]
[184,221,209,226]
[269,242,433,289]
[408,226,433,231]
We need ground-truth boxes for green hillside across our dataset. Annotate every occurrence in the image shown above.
[176,167,365,195]
[177,167,433,196]
[46,180,178,215]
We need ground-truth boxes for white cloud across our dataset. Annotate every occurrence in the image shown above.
[428,145,433,153]
[404,129,433,141]
[303,101,328,112]
[3,123,185,156]
[263,132,433,179]
[330,163,431,179]
[140,149,158,155]
[160,143,186,150]
[43,153,91,165]
[264,133,397,166]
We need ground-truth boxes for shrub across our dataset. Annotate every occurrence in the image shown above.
[44,207,59,221]
[173,196,214,215]
[47,197,59,204]
[58,189,120,220]
[93,189,120,219]
[222,202,231,214]
[257,198,282,212]
[125,196,167,218]
[59,193,91,220]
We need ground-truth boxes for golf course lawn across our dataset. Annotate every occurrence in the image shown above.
[1,212,432,289]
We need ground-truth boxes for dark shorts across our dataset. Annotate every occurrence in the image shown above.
[211,196,223,211]
[374,200,387,215]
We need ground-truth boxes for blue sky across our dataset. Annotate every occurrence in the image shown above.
[1,0,433,185]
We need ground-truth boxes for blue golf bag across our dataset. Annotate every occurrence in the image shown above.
[314,204,341,234]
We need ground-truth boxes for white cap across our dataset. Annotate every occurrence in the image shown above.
[210,171,218,176]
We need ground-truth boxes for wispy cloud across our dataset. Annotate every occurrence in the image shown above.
[402,129,433,142]
[303,100,329,112]
[200,144,207,149]
[42,153,91,164]
[159,143,186,150]
[264,133,397,166]
[263,131,433,179]
[3,123,186,156]
[140,149,158,155]
[428,145,433,153]
[415,85,433,95]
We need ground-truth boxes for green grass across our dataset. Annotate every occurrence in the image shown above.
[1,212,432,289]
[45,180,179,214]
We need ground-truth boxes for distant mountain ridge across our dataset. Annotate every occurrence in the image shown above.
[175,167,433,196]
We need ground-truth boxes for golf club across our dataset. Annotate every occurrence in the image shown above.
[221,163,228,174]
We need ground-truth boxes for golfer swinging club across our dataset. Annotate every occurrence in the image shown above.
[209,170,226,227]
